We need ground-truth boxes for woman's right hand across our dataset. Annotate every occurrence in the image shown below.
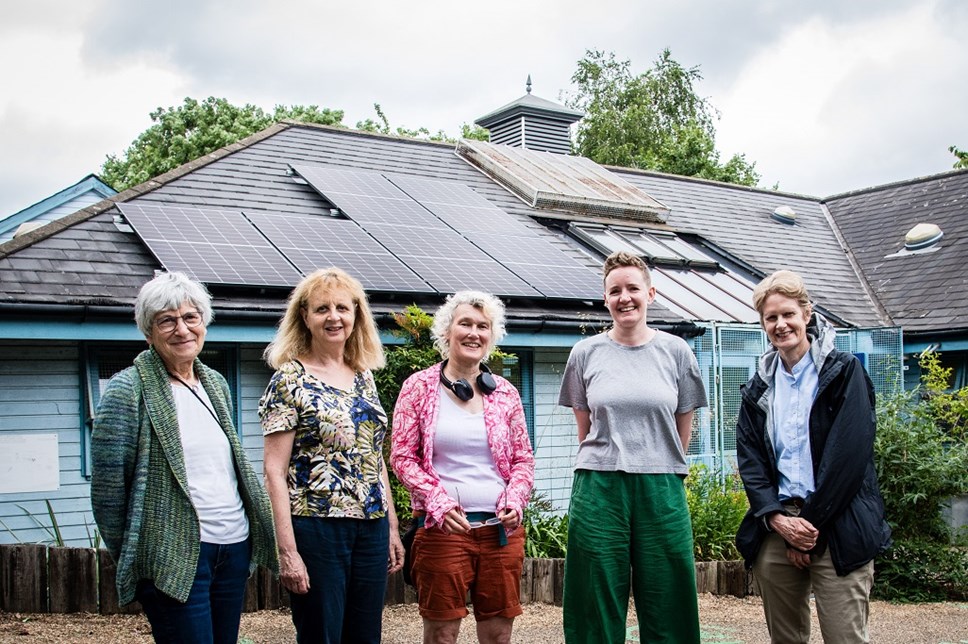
[441,507,471,535]
[279,549,310,594]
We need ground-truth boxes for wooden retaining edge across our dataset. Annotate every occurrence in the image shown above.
[0,544,753,614]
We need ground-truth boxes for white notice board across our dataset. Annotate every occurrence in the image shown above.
[0,433,60,494]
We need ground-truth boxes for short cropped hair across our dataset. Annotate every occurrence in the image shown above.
[264,268,385,372]
[752,270,812,317]
[602,251,651,288]
[134,272,213,337]
[430,291,507,360]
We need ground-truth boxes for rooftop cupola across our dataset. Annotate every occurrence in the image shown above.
[474,76,584,155]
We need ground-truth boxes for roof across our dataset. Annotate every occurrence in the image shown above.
[0,174,116,243]
[0,123,889,330]
[475,92,584,128]
[824,169,968,334]
[615,170,886,327]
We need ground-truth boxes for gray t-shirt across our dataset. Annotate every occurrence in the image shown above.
[558,330,708,474]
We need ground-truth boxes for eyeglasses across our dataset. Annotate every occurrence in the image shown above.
[154,311,203,333]
[456,483,508,529]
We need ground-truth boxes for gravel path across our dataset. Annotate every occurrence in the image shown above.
[3,595,967,643]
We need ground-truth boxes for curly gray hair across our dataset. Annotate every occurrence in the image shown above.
[134,272,213,336]
[430,290,507,360]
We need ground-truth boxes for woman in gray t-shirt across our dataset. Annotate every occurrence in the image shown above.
[558,251,707,644]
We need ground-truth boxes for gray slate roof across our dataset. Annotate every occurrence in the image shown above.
[615,170,886,327]
[0,123,890,330]
[824,170,968,334]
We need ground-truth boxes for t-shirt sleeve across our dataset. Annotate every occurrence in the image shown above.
[676,341,708,413]
[558,342,588,410]
[259,368,299,436]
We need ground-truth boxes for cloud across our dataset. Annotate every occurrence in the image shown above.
[714,0,968,195]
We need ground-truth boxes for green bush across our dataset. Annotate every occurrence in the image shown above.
[872,350,968,600]
[686,464,748,561]
[523,493,568,558]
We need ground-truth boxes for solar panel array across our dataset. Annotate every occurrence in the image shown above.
[388,174,604,299]
[120,166,608,300]
[292,166,543,297]
[117,203,303,287]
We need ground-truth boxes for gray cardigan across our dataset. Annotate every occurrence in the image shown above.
[91,348,277,605]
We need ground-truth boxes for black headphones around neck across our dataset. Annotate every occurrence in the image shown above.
[439,359,497,401]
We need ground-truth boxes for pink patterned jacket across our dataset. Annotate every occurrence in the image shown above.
[390,362,535,530]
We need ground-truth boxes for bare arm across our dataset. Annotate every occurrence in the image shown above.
[675,410,694,453]
[381,457,405,574]
[574,409,592,443]
[264,431,309,594]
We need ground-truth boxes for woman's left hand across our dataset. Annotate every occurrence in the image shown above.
[388,528,405,575]
[497,508,519,530]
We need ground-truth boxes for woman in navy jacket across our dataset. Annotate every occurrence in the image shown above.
[736,270,891,644]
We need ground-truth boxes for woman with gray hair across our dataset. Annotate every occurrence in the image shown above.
[391,290,535,644]
[91,271,277,644]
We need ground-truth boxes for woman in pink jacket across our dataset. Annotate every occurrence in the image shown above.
[391,290,535,644]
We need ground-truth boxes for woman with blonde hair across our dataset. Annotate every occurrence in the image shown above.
[260,268,403,643]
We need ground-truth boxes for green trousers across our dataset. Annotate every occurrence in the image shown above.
[563,470,700,643]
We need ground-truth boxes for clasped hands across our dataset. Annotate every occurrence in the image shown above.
[768,513,819,570]
[440,505,519,535]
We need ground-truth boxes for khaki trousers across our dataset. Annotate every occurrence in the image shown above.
[753,531,874,644]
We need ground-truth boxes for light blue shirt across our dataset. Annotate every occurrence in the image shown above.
[772,350,819,501]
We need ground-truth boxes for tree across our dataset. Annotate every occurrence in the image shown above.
[101,97,344,191]
[355,103,489,143]
[950,145,968,169]
[567,49,759,187]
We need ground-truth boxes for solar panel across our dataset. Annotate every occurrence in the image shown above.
[117,203,302,287]
[245,212,433,293]
[293,166,541,297]
[388,175,603,299]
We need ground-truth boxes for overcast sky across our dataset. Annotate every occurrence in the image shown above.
[2,0,966,217]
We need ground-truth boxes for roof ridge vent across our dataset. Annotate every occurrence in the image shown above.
[904,223,943,250]
[771,205,797,225]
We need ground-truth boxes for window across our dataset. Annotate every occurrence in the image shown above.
[81,343,239,478]
[487,350,535,448]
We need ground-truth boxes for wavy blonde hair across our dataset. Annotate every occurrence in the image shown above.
[264,268,385,371]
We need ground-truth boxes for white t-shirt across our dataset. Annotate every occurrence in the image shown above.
[172,383,249,543]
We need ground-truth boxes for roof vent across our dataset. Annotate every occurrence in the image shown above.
[771,205,797,225]
[904,223,943,250]
[474,78,584,155]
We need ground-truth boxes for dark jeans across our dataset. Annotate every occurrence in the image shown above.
[135,539,251,644]
[290,515,389,644]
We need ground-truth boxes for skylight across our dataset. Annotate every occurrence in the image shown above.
[456,139,669,223]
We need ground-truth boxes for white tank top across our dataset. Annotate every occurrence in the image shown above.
[432,385,506,513]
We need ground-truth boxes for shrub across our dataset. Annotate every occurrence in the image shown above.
[523,493,568,558]
[686,464,748,561]
[872,350,968,600]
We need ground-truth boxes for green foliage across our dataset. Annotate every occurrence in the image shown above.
[355,103,451,142]
[685,464,748,561]
[523,493,568,559]
[101,96,345,191]
[460,123,490,141]
[873,351,968,601]
[918,350,968,441]
[373,305,439,521]
[567,49,759,187]
[875,354,968,543]
[873,539,968,602]
[950,144,968,169]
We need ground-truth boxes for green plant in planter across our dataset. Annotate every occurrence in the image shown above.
[523,492,568,559]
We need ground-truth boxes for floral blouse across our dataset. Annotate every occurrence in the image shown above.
[259,360,388,519]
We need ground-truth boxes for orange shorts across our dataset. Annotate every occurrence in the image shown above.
[411,523,525,621]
